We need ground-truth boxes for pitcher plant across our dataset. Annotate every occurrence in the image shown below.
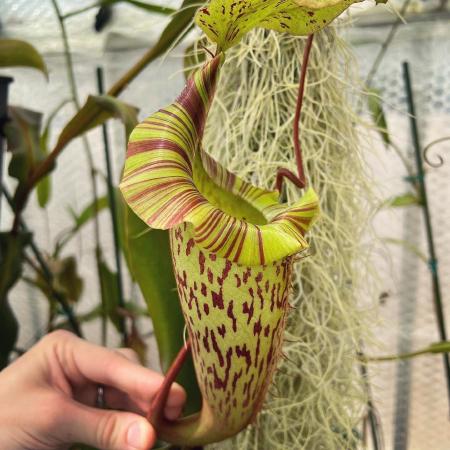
[120,0,369,445]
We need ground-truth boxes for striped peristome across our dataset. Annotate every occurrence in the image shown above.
[120,55,319,445]
[121,55,318,267]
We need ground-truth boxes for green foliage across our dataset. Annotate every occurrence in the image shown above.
[97,256,123,333]
[0,232,31,369]
[0,39,48,77]
[37,99,71,208]
[33,256,84,304]
[54,95,138,151]
[384,192,422,208]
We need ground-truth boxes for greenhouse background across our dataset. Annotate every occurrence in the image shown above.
[1,1,450,449]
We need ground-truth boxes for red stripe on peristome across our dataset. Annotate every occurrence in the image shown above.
[233,220,248,263]
[127,140,191,166]
[257,226,265,266]
[195,209,224,243]
[195,208,222,235]
[207,216,236,253]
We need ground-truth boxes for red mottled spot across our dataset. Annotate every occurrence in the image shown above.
[177,244,181,255]
[270,284,276,312]
[209,253,217,261]
[188,287,202,320]
[235,274,242,288]
[243,374,255,407]
[232,369,243,393]
[264,324,270,337]
[236,344,252,373]
[200,7,210,15]
[212,348,233,390]
[257,286,264,309]
[307,11,314,16]
[255,272,263,283]
[211,330,224,367]
[276,265,281,276]
[218,324,226,338]
[202,327,210,352]
[193,281,197,291]
[186,238,195,255]
[203,303,210,315]
[253,316,262,336]
[199,252,206,274]
[243,299,254,325]
[207,268,213,284]
[265,280,270,293]
[227,300,237,332]
[201,282,207,296]
[243,267,252,284]
[212,289,224,309]
[175,227,183,242]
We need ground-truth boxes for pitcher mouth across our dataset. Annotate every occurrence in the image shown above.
[120,55,319,267]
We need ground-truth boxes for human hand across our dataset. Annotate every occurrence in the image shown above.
[0,330,186,450]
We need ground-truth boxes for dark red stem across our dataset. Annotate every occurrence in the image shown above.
[276,34,315,193]
[147,340,192,425]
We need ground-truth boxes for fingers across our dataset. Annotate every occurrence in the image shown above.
[49,331,187,418]
[63,400,156,450]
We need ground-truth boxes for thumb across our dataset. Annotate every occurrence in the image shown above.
[65,401,156,450]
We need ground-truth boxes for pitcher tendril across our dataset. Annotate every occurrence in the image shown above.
[276,33,314,193]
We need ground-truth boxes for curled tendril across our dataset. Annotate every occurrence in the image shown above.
[423,136,450,168]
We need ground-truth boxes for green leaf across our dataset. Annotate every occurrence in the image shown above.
[97,257,123,333]
[0,39,48,78]
[196,0,358,51]
[368,88,390,146]
[0,232,31,369]
[37,99,72,208]
[101,0,176,15]
[4,106,44,187]
[384,192,422,208]
[33,256,84,305]
[55,95,139,150]
[69,196,109,231]
[117,191,202,414]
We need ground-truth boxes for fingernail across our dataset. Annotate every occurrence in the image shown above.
[164,406,181,420]
[127,421,146,449]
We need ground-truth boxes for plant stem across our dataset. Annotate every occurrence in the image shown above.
[402,61,450,413]
[96,66,127,345]
[276,34,314,192]
[147,340,191,425]
[365,0,412,88]
[1,184,83,337]
[61,2,101,20]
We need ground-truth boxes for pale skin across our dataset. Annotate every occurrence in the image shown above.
[0,330,186,450]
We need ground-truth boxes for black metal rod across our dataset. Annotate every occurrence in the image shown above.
[402,61,450,413]
[1,184,83,338]
[96,66,128,344]
[0,76,13,228]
